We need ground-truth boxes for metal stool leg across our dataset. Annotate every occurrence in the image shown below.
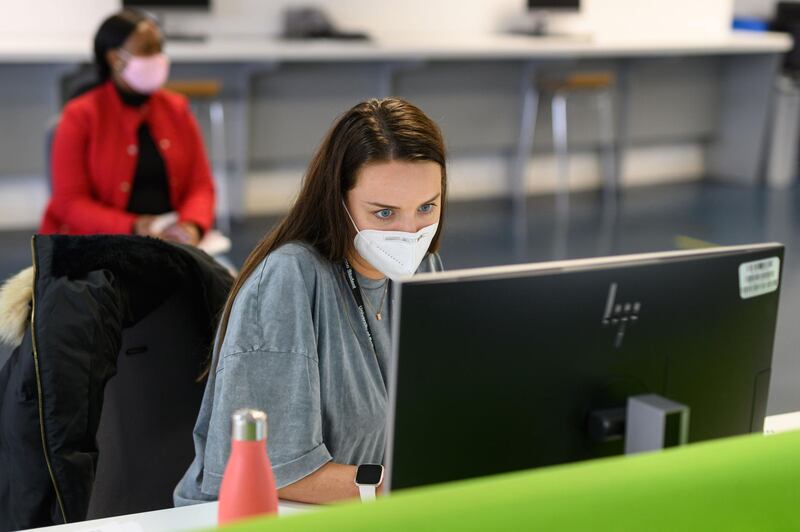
[596,87,618,256]
[510,63,539,262]
[597,89,617,198]
[551,91,570,259]
[209,99,231,235]
[551,92,570,211]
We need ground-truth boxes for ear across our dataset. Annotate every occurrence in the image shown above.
[106,49,124,73]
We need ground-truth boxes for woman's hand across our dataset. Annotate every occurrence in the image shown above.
[133,215,158,237]
[160,221,201,246]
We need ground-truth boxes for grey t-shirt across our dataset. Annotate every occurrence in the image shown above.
[174,241,442,505]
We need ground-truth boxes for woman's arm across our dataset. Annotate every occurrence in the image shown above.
[209,251,381,505]
[49,106,138,234]
[278,462,361,504]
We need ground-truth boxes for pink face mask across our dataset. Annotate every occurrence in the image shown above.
[119,51,170,94]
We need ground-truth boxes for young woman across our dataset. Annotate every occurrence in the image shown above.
[40,9,215,245]
[174,97,447,505]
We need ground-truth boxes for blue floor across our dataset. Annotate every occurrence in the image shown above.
[1,180,798,414]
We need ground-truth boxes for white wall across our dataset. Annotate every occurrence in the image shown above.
[0,0,113,39]
[585,0,732,42]
[0,0,525,39]
[1,0,735,41]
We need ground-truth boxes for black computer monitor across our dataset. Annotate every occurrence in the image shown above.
[123,0,210,9]
[519,0,581,36]
[528,0,580,9]
[122,0,210,42]
[385,243,783,491]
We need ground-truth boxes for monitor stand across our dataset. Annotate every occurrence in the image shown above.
[508,11,590,40]
[509,11,562,37]
[587,394,690,454]
[624,394,690,454]
[528,12,551,37]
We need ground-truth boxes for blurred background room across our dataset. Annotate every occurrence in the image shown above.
[0,0,798,416]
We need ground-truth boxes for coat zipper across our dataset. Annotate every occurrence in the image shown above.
[30,235,68,524]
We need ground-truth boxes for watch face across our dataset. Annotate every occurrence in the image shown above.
[356,464,384,485]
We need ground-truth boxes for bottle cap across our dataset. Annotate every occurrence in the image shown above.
[231,409,268,441]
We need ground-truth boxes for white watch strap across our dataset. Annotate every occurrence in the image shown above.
[358,484,377,502]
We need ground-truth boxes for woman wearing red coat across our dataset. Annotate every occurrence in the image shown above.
[40,9,215,246]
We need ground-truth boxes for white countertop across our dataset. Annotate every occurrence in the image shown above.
[763,410,800,435]
[25,501,313,532]
[0,31,791,63]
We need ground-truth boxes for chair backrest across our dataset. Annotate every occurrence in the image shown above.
[87,288,207,518]
[60,64,100,107]
[44,116,60,193]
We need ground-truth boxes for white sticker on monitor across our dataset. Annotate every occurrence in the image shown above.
[739,257,780,299]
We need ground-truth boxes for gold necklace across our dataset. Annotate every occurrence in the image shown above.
[361,281,389,321]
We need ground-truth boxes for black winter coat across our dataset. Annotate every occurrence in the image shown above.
[0,235,232,531]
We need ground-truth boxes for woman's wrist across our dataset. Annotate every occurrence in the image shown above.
[133,215,156,236]
[169,221,200,245]
[277,463,359,504]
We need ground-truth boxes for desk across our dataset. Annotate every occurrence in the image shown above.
[25,501,313,532]
[0,33,790,63]
[0,32,791,238]
[23,411,800,532]
[763,410,800,434]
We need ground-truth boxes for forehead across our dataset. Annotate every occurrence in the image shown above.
[353,160,442,204]
[123,20,162,51]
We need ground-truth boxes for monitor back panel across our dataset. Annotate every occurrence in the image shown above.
[387,246,783,490]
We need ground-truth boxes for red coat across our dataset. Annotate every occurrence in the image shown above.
[40,81,215,235]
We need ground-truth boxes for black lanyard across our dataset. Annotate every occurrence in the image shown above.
[343,258,377,354]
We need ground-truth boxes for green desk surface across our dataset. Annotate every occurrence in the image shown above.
[220,430,800,531]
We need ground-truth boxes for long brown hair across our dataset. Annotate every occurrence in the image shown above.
[202,97,447,379]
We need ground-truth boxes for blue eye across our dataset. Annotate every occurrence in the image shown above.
[418,203,435,214]
[374,209,393,219]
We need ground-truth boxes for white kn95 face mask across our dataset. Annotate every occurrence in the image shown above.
[343,203,438,280]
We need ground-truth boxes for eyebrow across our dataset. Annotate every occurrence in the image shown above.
[365,193,441,210]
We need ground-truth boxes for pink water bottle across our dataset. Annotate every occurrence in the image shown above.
[218,409,279,524]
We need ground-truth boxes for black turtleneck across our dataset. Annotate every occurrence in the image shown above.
[117,85,173,216]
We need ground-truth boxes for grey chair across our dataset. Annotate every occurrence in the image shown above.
[44,115,59,193]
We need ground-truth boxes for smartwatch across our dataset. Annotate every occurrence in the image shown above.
[355,464,384,502]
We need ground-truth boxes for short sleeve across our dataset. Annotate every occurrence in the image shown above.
[201,349,332,491]
[200,247,332,492]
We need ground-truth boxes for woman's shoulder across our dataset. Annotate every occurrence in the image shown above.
[269,241,332,271]
[239,242,335,298]
[265,241,330,276]
[153,87,190,113]
[60,83,108,120]
[222,242,331,358]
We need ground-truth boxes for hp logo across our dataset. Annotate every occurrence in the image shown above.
[602,282,641,349]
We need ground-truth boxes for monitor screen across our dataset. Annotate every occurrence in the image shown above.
[123,0,210,9]
[385,243,782,491]
[528,0,580,9]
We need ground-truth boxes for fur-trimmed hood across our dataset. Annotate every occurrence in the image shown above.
[0,266,33,347]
